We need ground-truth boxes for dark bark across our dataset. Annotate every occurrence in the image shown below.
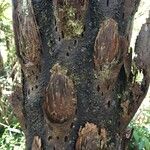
[12,0,150,149]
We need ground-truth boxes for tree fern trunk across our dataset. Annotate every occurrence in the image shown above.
[12,0,150,149]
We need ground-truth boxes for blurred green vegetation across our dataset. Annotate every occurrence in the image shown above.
[129,106,150,150]
[0,1,25,150]
[0,0,150,150]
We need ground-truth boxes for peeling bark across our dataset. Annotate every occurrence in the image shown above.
[12,0,150,149]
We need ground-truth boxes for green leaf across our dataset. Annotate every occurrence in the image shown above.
[139,140,144,150]
[133,131,140,142]
[143,137,150,150]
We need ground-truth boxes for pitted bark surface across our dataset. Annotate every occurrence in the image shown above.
[12,0,150,149]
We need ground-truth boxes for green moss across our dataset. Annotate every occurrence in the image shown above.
[131,62,143,83]
[51,63,68,75]
[58,5,84,39]
[98,60,118,81]
[99,68,111,81]
[135,71,143,83]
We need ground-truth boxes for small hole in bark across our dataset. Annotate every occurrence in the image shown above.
[22,52,25,56]
[36,64,39,69]
[83,25,86,32]
[81,26,86,37]
[107,0,109,6]
[122,13,125,19]
[107,85,110,90]
[107,101,111,108]
[68,46,71,50]
[56,136,59,140]
[73,102,76,106]
[32,70,34,74]
[118,98,121,105]
[81,32,84,37]
[58,37,61,41]
[66,52,69,56]
[61,31,64,38]
[127,36,129,41]
[128,111,130,116]
[40,49,43,55]
[53,147,56,150]
[39,66,41,72]
[31,87,34,91]
[129,91,133,98]
[48,136,53,141]
[97,85,100,92]
[28,89,30,95]
[141,84,146,92]
[54,18,57,25]
[52,112,56,116]
[23,60,26,64]
[74,40,77,46]
[118,121,121,127]
[75,109,77,115]
[25,124,27,129]
[78,14,81,18]
[35,85,38,89]
[70,122,74,128]
[55,26,58,32]
[75,13,78,19]
[73,80,75,85]
[36,75,38,80]
[101,92,103,96]
[49,40,53,45]
[64,136,68,142]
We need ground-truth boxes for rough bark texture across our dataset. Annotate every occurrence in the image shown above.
[12,0,150,150]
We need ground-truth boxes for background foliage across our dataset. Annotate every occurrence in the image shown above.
[0,1,24,150]
[129,104,150,149]
[0,0,149,150]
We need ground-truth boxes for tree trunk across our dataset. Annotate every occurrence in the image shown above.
[12,0,150,149]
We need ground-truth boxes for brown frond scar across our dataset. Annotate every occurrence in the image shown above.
[14,0,42,65]
[32,136,42,150]
[76,122,108,150]
[43,63,77,123]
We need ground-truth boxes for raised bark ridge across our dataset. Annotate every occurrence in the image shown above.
[76,123,109,150]
[44,63,76,124]
[94,18,122,94]
[12,0,150,149]
[32,136,42,150]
